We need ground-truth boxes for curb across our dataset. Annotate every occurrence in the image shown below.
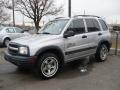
[110,48,120,51]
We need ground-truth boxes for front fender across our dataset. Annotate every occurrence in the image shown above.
[35,46,64,56]
[2,35,11,41]
[0,34,10,43]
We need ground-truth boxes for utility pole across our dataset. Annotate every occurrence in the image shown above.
[84,10,86,15]
[22,14,25,26]
[68,0,71,17]
[12,0,15,26]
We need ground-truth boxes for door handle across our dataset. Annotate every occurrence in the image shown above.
[98,33,102,36]
[82,35,87,38]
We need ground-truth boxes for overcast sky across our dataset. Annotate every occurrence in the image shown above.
[9,0,120,25]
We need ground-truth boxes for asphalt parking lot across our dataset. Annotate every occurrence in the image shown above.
[0,47,120,90]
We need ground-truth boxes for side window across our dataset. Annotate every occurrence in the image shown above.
[15,27,23,33]
[6,28,15,33]
[99,19,108,30]
[68,19,85,34]
[85,19,100,32]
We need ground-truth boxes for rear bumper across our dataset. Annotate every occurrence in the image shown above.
[109,41,112,51]
[4,51,37,67]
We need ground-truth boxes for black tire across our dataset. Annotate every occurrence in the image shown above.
[4,38,10,47]
[35,53,60,79]
[95,44,108,62]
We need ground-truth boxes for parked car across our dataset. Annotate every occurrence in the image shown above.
[4,15,111,79]
[0,25,4,28]
[0,27,29,46]
[23,30,29,33]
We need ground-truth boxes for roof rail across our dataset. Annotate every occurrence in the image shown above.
[74,15,101,18]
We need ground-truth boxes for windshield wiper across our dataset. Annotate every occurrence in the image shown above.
[37,32,51,34]
[36,32,40,34]
[42,32,51,34]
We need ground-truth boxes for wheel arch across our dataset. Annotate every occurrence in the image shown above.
[35,46,65,65]
[3,37,11,41]
[3,37,11,44]
[97,40,111,52]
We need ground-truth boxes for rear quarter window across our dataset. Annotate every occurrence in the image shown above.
[99,19,108,31]
[15,27,23,33]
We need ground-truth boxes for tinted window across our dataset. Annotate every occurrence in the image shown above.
[68,19,85,34]
[99,19,108,30]
[15,27,23,33]
[86,19,100,32]
[6,28,15,33]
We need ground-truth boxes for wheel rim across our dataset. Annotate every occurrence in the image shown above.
[100,45,108,61]
[5,39,10,46]
[41,57,58,77]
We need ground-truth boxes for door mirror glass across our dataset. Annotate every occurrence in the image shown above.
[64,30,75,38]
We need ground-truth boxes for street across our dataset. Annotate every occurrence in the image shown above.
[0,47,120,90]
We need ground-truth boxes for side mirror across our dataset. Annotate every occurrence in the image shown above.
[64,30,75,38]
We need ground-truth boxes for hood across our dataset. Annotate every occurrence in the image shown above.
[11,34,60,46]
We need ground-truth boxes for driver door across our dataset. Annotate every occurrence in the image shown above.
[64,19,89,62]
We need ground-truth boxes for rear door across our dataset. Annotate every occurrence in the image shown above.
[84,18,102,53]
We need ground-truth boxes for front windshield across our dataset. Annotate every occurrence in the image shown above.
[38,19,69,35]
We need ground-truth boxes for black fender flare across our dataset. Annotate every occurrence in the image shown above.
[35,46,65,63]
[97,39,112,52]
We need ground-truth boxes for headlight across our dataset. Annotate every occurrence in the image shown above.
[19,46,28,55]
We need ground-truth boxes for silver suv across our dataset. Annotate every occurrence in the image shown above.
[0,27,29,46]
[4,15,111,79]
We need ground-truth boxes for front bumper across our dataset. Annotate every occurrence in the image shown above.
[4,51,37,67]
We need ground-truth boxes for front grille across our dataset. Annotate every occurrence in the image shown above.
[9,43,19,48]
[8,43,19,55]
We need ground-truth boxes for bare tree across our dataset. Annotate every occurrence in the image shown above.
[0,1,10,24]
[14,0,63,31]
